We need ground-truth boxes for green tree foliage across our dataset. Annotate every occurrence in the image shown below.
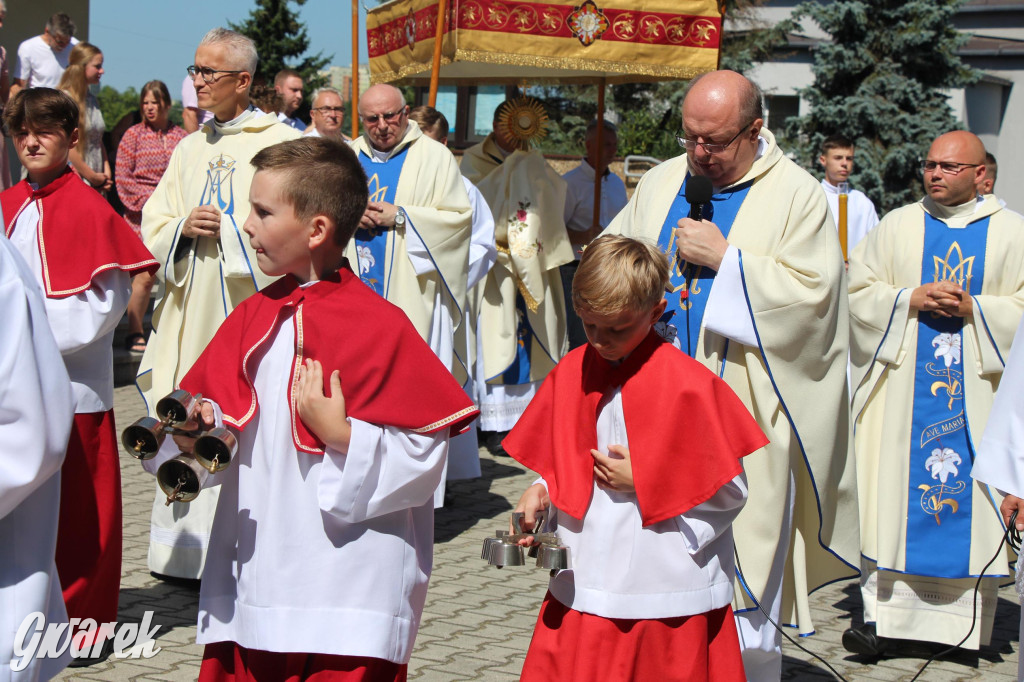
[97,86,140,132]
[229,0,331,89]
[785,0,979,212]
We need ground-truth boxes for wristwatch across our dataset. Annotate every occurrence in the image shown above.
[394,208,406,228]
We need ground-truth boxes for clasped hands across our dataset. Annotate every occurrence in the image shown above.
[910,280,973,318]
[359,201,400,231]
[183,204,222,239]
[512,444,635,545]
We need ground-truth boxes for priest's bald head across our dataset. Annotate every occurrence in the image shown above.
[359,84,410,153]
[681,70,764,188]
[923,131,987,207]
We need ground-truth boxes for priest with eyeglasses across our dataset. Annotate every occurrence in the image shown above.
[846,130,1024,657]
[138,27,300,582]
[604,69,857,681]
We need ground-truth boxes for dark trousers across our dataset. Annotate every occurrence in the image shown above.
[559,261,588,350]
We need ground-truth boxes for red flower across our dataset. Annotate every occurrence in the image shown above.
[516,209,527,221]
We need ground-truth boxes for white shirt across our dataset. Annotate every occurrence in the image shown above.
[13,35,79,88]
[277,112,307,131]
[821,180,879,255]
[145,316,448,662]
[8,199,131,413]
[545,387,747,620]
[0,235,75,681]
[462,175,497,291]
[562,160,628,260]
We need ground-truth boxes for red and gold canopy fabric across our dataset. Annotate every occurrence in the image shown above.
[368,0,722,85]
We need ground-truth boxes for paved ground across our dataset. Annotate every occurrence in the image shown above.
[55,385,1021,681]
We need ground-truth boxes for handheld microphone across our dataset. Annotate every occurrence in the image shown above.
[685,175,713,221]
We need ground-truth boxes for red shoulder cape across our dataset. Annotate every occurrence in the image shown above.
[180,267,479,454]
[1,168,158,298]
[503,330,768,526]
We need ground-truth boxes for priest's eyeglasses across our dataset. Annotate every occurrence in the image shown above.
[186,65,245,83]
[920,160,981,175]
[677,122,754,154]
[313,106,345,114]
[361,109,405,125]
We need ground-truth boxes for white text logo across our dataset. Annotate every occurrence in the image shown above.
[11,612,162,671]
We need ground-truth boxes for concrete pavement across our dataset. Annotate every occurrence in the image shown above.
[53,385,1021,681]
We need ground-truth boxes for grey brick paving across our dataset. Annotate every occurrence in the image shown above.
[54,385,1021,681]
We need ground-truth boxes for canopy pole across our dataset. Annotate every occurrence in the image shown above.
[428,0,448,107]
[591,78,607,232]
[351,0,360,139]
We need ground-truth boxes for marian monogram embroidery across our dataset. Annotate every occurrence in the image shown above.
[202,154,237,215]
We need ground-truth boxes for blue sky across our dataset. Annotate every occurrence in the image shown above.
[91,0,371,94]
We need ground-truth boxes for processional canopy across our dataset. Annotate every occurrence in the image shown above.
[367,0,723,85]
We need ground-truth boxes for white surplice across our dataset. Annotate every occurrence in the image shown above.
[7,201,131,411]
[144,316,448,662]
[544,388,747,620]
[0,235,76,682]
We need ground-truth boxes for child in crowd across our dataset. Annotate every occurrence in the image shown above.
[1,87,158,665]
[505,235,768,682]
[147,136,478,681]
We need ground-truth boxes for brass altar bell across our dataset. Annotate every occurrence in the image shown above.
[481,511,571,575]
[157,454,208,505]
[120,390,204,460]
[156,429,237,505]
[120,390,239,506]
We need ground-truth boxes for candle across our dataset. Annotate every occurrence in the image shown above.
[837,182,849,262]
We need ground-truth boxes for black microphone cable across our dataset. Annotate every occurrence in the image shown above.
[733,547,851,682]
[732,510,1021,682]
[906,509,1021,681]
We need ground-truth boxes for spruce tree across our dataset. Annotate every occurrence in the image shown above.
[785,0,979,213]
[230,0,331,89]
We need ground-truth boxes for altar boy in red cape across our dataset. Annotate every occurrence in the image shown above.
[142,137,477,682]
[2,88,158,664]
[506,235,768,682]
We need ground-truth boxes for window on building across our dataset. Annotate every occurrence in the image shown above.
[764,94,800,131]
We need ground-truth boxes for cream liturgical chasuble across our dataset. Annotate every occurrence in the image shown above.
[605,128,859,636]
[849,195,1024,648]
[475,150,573,390]
[460,133,507,186]
[138,108,300,578]
[347,124,473,382]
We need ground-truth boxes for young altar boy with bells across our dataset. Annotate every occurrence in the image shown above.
[1,87,158,664]
[143,136,479,682]
[505,235,769,682]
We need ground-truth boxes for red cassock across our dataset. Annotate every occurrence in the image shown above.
[2,167,159,645]
[504,330,768,682]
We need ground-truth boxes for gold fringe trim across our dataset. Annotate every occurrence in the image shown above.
[453,48,711,79]
[495,241,541,313]
[370,47,713,84]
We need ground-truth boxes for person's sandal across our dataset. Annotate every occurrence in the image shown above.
[125,332,147,354]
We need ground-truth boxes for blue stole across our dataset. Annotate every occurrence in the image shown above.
[356,147,410,296]
[903,212,989,578]
[655,175,752,357]
[500,294,534,384]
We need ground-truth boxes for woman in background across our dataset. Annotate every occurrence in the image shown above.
[115,80,186,354]
[58,42,111,193]
[0,1,12,189]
